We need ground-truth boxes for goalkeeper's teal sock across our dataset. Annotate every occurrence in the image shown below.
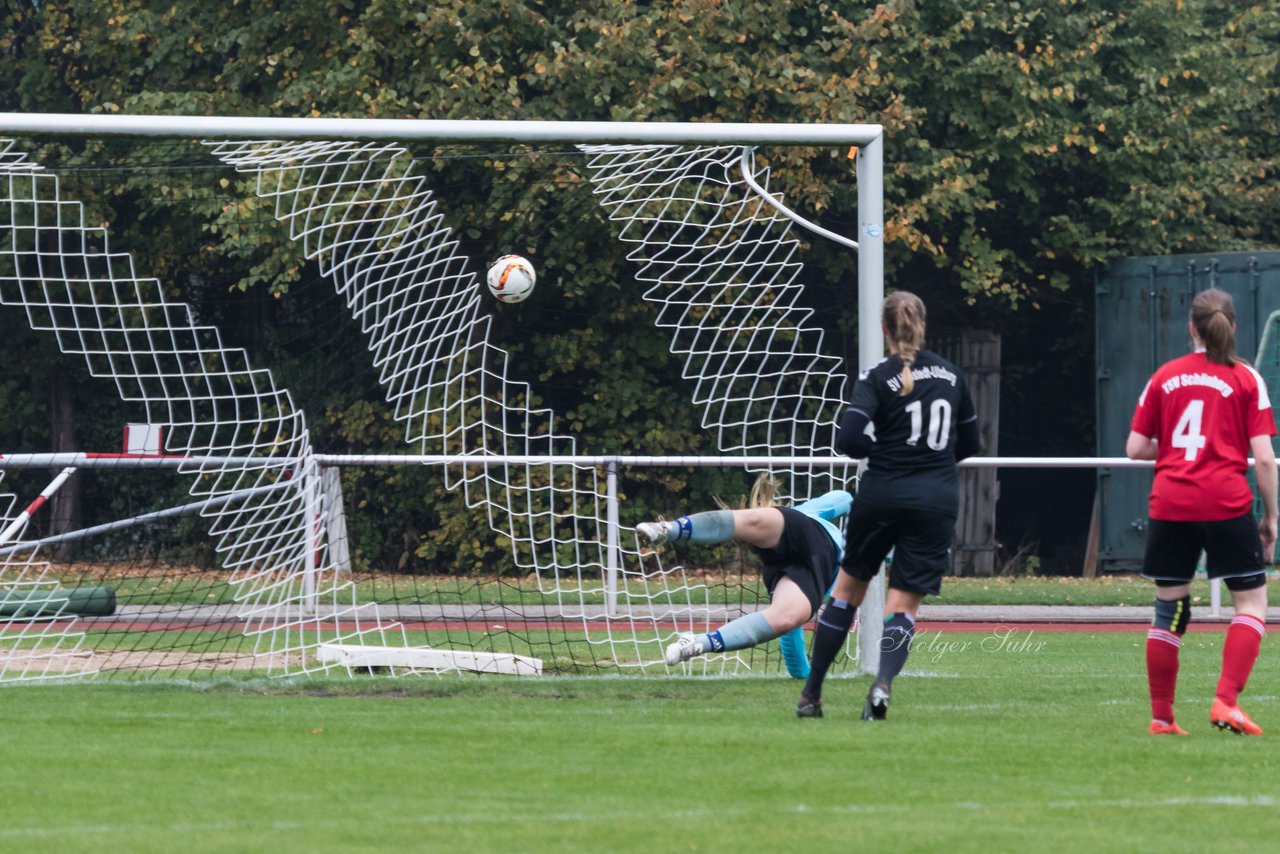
[704,612,774,653]
[670,510,736,544]
[779,626,811,678]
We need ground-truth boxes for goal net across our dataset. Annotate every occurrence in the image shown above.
[0,117,883,682]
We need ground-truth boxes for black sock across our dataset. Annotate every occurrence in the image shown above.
[802,598,854,702]
[875,612,916,692]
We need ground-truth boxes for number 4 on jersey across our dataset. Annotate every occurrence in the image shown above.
[1171,400,1206,461]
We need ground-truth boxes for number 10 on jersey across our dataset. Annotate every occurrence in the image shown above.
[905,399,952,450]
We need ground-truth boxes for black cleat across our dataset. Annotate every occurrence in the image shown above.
[861,685,890,721]
[795,694,823,718]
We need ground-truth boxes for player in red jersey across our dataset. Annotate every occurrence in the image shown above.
[1127,288,1277,735]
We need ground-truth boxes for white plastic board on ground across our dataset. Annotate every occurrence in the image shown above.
[317,642,543,675]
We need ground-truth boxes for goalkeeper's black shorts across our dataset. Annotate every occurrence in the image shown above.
[755,507,838,616]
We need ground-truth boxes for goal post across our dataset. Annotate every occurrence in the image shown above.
[0,113,885,681]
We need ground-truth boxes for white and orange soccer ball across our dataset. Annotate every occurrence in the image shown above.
[486,254,537,304]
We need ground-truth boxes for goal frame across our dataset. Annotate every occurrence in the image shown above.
[0,112,887,673]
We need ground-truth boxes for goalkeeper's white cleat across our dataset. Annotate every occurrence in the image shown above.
[636,519,670,547]
[665,633,703,666]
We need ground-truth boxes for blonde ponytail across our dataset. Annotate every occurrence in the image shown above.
[883,291,927,396]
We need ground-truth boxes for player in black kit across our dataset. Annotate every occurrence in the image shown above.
[796,291,979,720]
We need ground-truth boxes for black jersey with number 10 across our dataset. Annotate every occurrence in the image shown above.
[845,349,976,514]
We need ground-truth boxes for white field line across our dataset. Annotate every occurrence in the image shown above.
[2,795,1275,839]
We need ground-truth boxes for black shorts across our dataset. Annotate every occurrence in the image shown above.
[1142,513,1267,588]
[754,507,839,617]
[842,499,955,597]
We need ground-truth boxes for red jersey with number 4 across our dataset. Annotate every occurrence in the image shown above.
[1131,351,1277,521]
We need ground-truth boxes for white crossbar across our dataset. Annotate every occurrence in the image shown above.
[0,113,882,145]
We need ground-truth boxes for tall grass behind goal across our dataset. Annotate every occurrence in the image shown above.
[0,116,884,682]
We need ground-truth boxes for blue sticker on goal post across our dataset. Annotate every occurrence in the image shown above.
[862,223,883,239]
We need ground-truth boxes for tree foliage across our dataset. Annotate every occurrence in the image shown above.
[1,0,1277,572]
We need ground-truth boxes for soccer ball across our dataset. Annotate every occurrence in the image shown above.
[486,255,537,304]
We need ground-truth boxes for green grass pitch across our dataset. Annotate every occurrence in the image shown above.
[0,630,1274,852]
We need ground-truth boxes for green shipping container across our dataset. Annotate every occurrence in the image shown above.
[1096,251,1280,572]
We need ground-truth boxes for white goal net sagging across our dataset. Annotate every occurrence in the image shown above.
[0,116,885,680]
[0,138,402,680]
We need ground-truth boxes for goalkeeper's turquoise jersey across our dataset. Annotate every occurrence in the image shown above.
[793,489,853,562]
